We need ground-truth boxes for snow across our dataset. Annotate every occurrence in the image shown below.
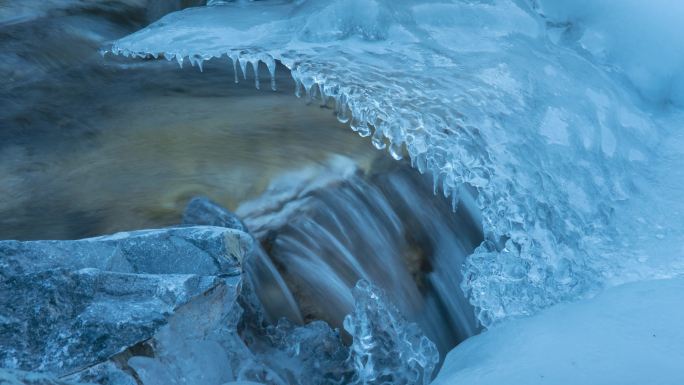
[432,277,684,385]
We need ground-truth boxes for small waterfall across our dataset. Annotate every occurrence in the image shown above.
[237,156,483,355]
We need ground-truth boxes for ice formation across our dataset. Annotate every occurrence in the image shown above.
[107,0,684,327]
[344,280,439,385]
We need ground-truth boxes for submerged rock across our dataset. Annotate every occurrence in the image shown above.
[0,226,250,376]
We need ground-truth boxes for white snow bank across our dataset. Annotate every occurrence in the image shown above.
[433,276,684,385]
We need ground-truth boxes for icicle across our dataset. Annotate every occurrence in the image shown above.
[239,58,248,80]
[252,61,260,89]
[432,172,440,196]
[307,83,317,102]
[415,154,427,174]
[294,78,302,98]
[189,55,202,70]
[318,83,326,105]
[337,104,350,124]
[358,124,371,137]
[351,118,371,137]
[389,142,403,160]
[371,130,386,150]
[335,94,348,123]
[230,55,239,83]
[265,57,277,91]
[451,190,460,212]
[176,55,184,69]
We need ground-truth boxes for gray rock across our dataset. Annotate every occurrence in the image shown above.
[1,226,251,277]
[182,196,303,324]
[122,276,257,385]
[66,275,248,385]
[0,368,94,385]
[0,226,251,376]
[182,197,247,232]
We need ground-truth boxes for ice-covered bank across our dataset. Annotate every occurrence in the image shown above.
[433,277,684,385]
[109,0,684,327]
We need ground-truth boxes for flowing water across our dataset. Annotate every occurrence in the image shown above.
[0,0,483,364]
[237,156,482,356]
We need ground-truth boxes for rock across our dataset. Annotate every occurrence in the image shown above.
[0,368,94,385]
[182,197,247,232]
[1,268,223,376]
[182,196,303,324]
[0,226,251,376]
[1,226,251,277]
[125,276,246,385]
[68,275,250,385]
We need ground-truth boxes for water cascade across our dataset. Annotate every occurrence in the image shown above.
[236,157,483,355]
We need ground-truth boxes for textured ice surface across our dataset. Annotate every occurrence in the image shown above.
[432,277,684,385]
[344,280,439,385]
[109,0,684,326]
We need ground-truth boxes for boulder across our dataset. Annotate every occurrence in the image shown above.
[1,226,251,277]
[0,226,250,376]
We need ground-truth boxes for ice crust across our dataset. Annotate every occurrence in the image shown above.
[108,0,684,325]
